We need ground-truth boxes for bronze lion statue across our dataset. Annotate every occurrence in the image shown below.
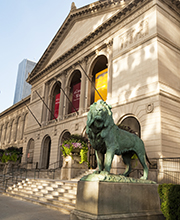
[86,100,149,180]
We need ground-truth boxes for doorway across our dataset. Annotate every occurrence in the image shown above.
[41,136,51,169]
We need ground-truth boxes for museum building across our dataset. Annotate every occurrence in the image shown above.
[0,0,180,181]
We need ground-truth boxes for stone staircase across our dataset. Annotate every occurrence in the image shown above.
[3,178,78,214]
[71,169,96,181]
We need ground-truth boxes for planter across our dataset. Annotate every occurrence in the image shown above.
[3,161,19,174]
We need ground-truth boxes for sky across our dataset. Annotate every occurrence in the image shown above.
[0,0,93,113]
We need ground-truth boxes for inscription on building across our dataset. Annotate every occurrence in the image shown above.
[118,19,149,52]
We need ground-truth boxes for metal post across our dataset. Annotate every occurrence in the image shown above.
[3,174,5,186]
[5,179,7,192]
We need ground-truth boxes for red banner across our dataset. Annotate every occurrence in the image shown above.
[54,93,60,119]
[71,82,81,113]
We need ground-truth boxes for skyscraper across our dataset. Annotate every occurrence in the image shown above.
[13,59,36,104]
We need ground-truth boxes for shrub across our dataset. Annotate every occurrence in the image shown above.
[158,184,180,220]
[1,147,22,163]
[0,149,5,162]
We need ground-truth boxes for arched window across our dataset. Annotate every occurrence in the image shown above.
[119,116,141,138]
[90,55,108,105]
[50,82,61,120]
[61,131,71,142]
[27,138,34,163]
[68,70,81,114]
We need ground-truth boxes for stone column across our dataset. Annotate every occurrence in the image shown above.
[79,59,87,115]
[20,114,26,140]
[42,84,49,124]
[107,39,113,101]
[64,85,71,116]
[0,126,2,145]
[7,121,13,143]
[3,123,8,145]
[12,118,18,142]
[59,73,66,120]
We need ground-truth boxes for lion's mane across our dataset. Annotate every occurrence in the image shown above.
[86,100,114,150]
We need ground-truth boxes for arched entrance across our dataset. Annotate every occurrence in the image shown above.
[58,131,71,168]
[119,116,141,137]
[41,136,51,169]
[27,138,34,163]
[90,55,108,105]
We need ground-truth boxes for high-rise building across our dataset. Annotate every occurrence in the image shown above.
[13,59,36,104]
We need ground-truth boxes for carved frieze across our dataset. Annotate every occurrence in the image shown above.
[118,18,149,52]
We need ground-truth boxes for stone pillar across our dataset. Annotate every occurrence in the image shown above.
[0,125,2,145]
[107,39,113,102]
[12,118,18,142]
[42,84,49,124]
[7,121,13,143]
[85,73,93,110]
[79,59,87,115]
[59,73,66,120]
[3,123,8,145]
[20,114,26,140]
[64,85,71,115]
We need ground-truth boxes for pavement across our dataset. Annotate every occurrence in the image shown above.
[0,194,70,220]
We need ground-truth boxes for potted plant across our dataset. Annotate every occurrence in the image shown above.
[60,134,89,164]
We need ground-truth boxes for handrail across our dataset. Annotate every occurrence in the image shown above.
[0,168,28,192]
[37,160,62,170]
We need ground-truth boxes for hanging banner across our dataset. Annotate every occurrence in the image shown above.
[71,82,81,113]
[94,68,108,102]
[54,93,60,119]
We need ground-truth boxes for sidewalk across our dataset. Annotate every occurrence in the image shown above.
[0,194,70,220]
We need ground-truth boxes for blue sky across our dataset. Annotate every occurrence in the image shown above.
[0,0,93,113]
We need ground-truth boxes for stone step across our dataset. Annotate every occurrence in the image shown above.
[4,178,78,213]
[14,183,77,195]
[3,192,72,214]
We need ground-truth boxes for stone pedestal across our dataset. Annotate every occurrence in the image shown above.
[70,181,165,220]
[60,156,88,180]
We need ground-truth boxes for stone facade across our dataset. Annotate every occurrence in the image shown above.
[0,96,29,150]
[1,0,180,179]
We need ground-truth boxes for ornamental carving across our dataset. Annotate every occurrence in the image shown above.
[118,19,149,51]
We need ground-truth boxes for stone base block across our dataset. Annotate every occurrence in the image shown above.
[70,181,165,220]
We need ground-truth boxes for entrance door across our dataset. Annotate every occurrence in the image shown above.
[41,136,51,169]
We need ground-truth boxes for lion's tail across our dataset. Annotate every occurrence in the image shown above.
[146,153,152,165]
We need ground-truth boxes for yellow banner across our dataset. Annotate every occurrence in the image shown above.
[94,68,108,102]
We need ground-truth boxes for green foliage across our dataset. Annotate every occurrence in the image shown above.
[0,147,22,163]
[60,134,89,164]
[158,184,180,220]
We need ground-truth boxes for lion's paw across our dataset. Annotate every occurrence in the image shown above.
[140,176,148,180]
[93,170,101,174]
[100,171,109,175]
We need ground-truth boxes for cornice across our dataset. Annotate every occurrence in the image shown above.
[28,0,127,81]
[27,0,180,85]
[0,96,30,118]
[27,0,142,84]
